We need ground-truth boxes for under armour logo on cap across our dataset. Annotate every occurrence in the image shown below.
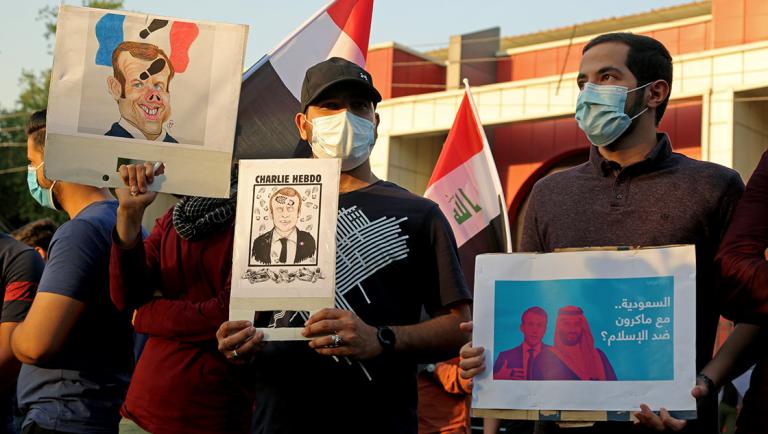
[360,72,368,81]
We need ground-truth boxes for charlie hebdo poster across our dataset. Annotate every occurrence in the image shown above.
[230,159,340,341]
[472,246,697,415]
[45,5,247,198]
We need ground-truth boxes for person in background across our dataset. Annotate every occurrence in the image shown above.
[714,149,768,434]
[12,219,58,261]
[418,358,473,434]
[0,233,44,434]
[11,109,134,434]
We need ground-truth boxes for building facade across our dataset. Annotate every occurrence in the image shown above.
[365,0,768,249]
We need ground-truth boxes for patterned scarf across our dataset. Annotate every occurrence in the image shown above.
[172,178,237,241]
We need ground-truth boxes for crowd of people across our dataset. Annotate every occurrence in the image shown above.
[0,31,766,434]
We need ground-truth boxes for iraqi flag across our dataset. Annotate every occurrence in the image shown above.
[424,80,512,290]
[234,0,374,159]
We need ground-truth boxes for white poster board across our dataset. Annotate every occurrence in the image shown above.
[472,246,697,414]
[230,159,340,340]
[46,5,247,198]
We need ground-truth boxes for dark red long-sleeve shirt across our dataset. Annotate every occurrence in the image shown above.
[716,151,768,434]
[110,211,252,434]
[717,150,768,323]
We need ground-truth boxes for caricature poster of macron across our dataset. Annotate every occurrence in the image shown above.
[45,5,247,198]
[230,159,341,340]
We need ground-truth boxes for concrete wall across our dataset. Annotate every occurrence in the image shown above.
[733,88,768,181]
[386,133,446,195]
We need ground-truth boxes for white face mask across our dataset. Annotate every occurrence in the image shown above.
[308,110,375,172]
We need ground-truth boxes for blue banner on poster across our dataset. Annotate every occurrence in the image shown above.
[493,277,673,382]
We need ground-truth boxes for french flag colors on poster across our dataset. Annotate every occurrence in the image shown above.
[425,81,512,289]
[235,0,373,159]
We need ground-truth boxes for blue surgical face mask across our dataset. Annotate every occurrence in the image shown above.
[575,82,651,147]
[27,162,58,211]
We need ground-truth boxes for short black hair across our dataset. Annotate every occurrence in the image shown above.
[12,218,58,252]
[583,33,672,125]
[522,306,548,323]
[25,109,47,149]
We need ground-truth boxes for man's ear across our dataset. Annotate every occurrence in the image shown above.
[373,112,380,142]
[295,113,309,141]
[34,247,47,261]
[107,76,123,100]
[645,80,669,110]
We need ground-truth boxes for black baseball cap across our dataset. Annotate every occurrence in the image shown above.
[300,57,382,112]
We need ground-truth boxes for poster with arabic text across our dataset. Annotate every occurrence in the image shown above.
[472,245,696,415]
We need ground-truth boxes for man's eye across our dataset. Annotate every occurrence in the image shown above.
[154,84,163,91]
[133,82,143,89]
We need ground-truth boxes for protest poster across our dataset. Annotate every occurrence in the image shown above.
[45,5,247,198]
[471,245,697,417]
[230,159,340,341]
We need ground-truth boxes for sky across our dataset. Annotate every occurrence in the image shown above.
[0,0,695,109]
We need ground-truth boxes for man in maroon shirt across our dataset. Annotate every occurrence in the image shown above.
[715,151,768,434]
[110,165,252,434]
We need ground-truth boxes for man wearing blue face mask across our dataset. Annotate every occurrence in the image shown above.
[216,57,472,434]
[459,34,744,433]
[12,110,134,434]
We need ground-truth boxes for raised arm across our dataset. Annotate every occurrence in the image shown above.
[110,162,164,311]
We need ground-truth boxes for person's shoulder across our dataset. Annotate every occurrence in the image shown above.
[670,153,743,188]
[0,232,29,254]
[0,234,40,271]
[532,162,592,193]
[363,181,441,214]
[54,202,117,243]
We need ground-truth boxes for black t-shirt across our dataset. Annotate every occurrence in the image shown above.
[0,232,43,426]
[251,181,471,434]
[0,232,43,323]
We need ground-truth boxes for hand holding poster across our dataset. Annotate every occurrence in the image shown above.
[230,159,340,341]
[46,5,247,197]
[472,246,696,415]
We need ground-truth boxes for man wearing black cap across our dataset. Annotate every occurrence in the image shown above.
[217,57,472,434]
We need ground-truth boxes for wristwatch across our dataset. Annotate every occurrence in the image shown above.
[697,372,717,392]
[376,326,396,354]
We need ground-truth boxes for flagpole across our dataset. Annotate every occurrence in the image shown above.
[462,79,513,253]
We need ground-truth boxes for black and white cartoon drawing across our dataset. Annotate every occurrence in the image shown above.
[251,187,316,265]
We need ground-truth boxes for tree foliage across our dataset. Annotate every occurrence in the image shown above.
[0,0,124,231]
